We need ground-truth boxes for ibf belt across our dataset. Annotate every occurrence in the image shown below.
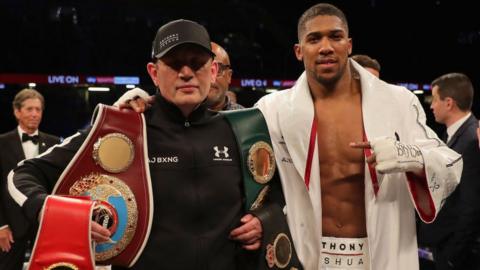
[28,196,95,270]
[50,104,153,267]
[222,108,276,211]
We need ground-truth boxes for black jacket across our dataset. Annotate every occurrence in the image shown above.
[418,114,480,269]
[10,95,279,270]
[0,129,60,238]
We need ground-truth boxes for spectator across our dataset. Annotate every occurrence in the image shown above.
[351,54,381,77]
[207,42,245,111]
[0,88,60,270]
[418,72,480,270]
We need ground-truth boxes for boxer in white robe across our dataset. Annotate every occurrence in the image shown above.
[255,3,462,270]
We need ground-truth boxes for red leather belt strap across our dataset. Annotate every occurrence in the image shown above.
[28,196,95,270]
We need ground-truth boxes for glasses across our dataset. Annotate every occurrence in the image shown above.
[216,62,231,77]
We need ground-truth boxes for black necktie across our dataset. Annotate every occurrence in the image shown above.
[22,133,39,144]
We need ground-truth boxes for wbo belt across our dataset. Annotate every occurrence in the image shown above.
[29,104,153,269]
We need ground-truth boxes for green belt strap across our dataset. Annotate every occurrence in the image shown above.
[221,108,274,211]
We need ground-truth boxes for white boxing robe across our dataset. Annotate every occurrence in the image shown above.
[255,60,462,270]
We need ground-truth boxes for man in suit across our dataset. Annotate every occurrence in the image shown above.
[0,88,60,270]
[418,73,480,270]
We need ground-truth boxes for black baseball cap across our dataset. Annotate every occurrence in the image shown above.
[151,19,215,59]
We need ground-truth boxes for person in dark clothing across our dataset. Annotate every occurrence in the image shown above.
[206,42,244,111]
[8,19,299,270]
[0,88,60,270]
[418,72,480,270]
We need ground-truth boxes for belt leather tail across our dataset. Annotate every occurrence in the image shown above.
[28,196,95,270]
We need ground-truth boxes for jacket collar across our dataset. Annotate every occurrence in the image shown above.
[147,92,215,127]
[8,129,26,160]
[447,114,477,147]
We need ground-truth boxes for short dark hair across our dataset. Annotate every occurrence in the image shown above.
[431,73,473,111]
[297,3,349,41]
[12,88,45,111]
[351,54,381,72]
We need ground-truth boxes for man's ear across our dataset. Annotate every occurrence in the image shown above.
[294,43,303,61]
[445,97,455,110]
[348,38,352,55]
[210,60,218,84]
[226,69,233,84]
[146,62,158,86]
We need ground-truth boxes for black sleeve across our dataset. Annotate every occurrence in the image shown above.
[442,138,480,267]
[9,129,90,223]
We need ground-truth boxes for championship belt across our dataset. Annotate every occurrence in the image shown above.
[28,196,95,270]
[222,108,275,211]
[222,108,303,270]
[261,205,302,270]
[48,104,153,267]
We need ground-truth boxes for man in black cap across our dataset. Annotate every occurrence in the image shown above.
[9,19,300,270]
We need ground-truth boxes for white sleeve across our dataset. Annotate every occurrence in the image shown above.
[113,87,150,107]
[403,94,462,223]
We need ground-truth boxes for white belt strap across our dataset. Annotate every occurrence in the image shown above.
[320,236,370,270]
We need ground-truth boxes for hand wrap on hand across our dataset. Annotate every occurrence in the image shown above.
[371,137,424,173]
[113,87,150,107]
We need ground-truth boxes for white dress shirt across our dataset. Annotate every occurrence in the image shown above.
[17,126,39,159]
[447,112,471,143]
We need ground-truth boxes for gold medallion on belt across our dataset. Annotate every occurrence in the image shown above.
[45,262,79,270]
[247,141,275,184]
[92,132,135,173]
[266,233,292,269]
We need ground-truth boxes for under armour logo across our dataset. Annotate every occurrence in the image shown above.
[213,146,229,158]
